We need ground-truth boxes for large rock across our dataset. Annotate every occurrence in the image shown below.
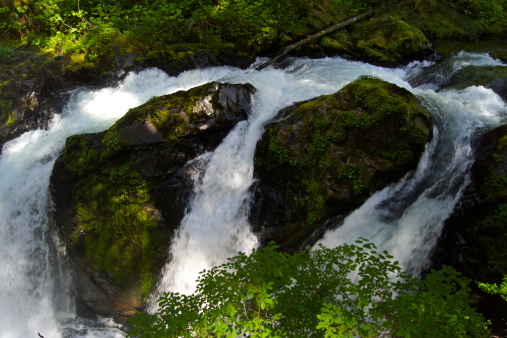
[251,76,433,251]
[447,65,507,101]
[50,81,255,322]
[316,15,432,64]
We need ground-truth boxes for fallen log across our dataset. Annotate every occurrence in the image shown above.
[255,9,376,71]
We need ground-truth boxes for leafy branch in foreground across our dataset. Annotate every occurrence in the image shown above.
[128,239,490,337]
[478,275,507,302]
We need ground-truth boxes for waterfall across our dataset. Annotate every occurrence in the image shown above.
[317,85,507,275]
[0,67,237,337]
[316,52,507,275]
[0,52,505,336]
[151,53,506,301]
[149,58,414,301]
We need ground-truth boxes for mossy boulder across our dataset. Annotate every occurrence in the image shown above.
[252,76,433,251]
[446,65,507,101]
[50,81,255,322]
[320,15,431,64]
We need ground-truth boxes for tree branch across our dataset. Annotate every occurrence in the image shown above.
[255,9,376,71]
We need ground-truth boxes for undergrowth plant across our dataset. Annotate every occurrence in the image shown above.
[128,239,490,337]
[1,0,505,67]
[478,275,507,302]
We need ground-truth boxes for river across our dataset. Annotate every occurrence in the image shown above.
[0,52,505,337]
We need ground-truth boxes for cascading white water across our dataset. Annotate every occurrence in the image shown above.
[0,67,241,337]
[151,52,507,302]
[0,51,505,336]
[317,85,507,275]
[149,58,414,301]
[317,52,507,275]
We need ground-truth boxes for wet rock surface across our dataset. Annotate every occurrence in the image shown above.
[50,81,255,322]
[251,76,433,251]
[433,125,507,336]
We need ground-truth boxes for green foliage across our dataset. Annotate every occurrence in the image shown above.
[128,240,489,337]
[457,0,506,24]
[210,0,308,48]
[338,163,364,194]
[478,275,507,302]
[1,0,506,68]
[0,42,13,60]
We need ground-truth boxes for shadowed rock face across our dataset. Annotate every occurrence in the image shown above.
[432,125,507,335]
[50,81,255,322]
[251,76,433,252]
[434,125,507,281]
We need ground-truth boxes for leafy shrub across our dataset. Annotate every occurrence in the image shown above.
[478,275,507,302]
[127,239,489,337]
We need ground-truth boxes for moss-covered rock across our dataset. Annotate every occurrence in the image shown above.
[431,38,507,63]
[50,81,256,322]
[447,65,507,101]
[320,15,431,63]
[252,76,433,251]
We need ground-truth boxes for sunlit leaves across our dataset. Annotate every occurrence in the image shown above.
[128,240,490,337]
[478,275,507,302]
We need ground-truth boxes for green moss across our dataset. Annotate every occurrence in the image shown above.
[60,81,247,301]
[63,134,101,175]
[72,164,165,298]
[319,16,429,63]
[0,101,16,125]
[337,163,361,179]
[299,180,326,224]
[98,82,223,151]
[0,82,15,126]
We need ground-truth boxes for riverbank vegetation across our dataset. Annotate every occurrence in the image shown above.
[128,240,491,337]
[1,0,506,70]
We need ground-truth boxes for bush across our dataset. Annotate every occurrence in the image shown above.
[478,275,507,302]
[127,239,490,337]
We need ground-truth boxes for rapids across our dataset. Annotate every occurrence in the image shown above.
[0,52,505,336]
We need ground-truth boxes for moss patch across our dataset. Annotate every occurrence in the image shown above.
[69,163,166,298]
[447,65,507,100]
